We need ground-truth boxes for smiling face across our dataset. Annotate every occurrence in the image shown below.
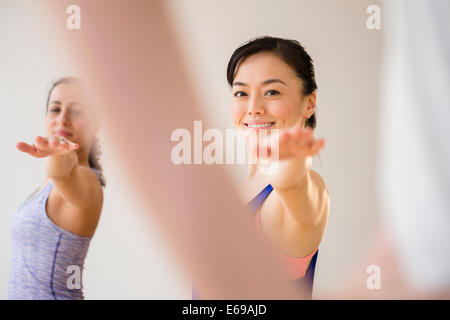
[231,52,316,133]
[45,81,99,160]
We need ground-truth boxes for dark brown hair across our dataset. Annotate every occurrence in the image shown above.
[46,77,106,187]
[227,36,318,129]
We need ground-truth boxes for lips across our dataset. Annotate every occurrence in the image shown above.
[55,130,73,137]
[244,121,275,129]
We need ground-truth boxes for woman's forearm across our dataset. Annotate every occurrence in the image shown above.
[269,157,311,191]
[270,157,325,226]
[45,151,78,179]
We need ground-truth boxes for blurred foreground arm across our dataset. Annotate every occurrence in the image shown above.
[40,0,305,299]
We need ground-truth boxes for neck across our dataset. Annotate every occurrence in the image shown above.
[76,148,91,168]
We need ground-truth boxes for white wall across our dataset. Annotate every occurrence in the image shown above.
[1,0,382,298]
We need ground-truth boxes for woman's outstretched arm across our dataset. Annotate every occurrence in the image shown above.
[16,136,101,211]
[256,127,329,227]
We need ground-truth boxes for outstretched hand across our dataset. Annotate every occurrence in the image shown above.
[16,136,79,158]
[254,126,325,161]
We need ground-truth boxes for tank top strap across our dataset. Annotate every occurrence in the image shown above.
[295,249,319,299]
[245,184,273,215]
[89,167,103,183]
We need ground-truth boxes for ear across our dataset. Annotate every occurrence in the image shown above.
[303,91,317,118]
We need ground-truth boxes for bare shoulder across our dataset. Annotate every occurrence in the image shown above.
[78,165,101,182]
[52,165,104,211]
[47,167,104,237]
[76,166,104,205]
[309,170,330,203]
[309,169,330,222]
[309,169,327,190]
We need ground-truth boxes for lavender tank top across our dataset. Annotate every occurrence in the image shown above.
[9,169,101,300]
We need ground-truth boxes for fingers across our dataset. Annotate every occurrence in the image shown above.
[49,135,79,152]
[303,138,325,157]
[51,136,69,150]
[288,127,325,158]
[16,136,79,158]
[49,136,59,148]
[16,142,38,155]
[49,136,70,150]
[313,138,326,151]
[62,138,79,150]
[249,127,326,161]
[296,129,314,150]
[35,136,49,150]
[284,127,313,156]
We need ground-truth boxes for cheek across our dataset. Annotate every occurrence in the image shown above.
[44,116,54,134]
[72,120,92,141]
[230,103,245,125]
[267,100,298,119]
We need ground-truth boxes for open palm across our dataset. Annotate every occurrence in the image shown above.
[255,126,325,161]
[16,136,79,158]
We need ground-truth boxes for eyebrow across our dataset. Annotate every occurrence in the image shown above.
[232,78,287,87]
[49,101,82,107]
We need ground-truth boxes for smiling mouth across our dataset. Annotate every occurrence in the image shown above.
[244,122,275,129]
[55,130,73,138]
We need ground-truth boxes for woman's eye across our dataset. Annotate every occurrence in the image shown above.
[265,90,280,96]
[50,108,60,112]
[234,91,247,97]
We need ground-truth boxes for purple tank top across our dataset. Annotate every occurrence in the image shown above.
[9,169,101,299]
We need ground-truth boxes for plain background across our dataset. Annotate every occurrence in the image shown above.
[0,0,381,299]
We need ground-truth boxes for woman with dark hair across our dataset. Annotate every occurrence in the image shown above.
[228,36,330,298]
[9,77,105,299]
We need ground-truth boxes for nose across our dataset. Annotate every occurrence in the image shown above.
[57,108,71,126]
[247,95,265,116]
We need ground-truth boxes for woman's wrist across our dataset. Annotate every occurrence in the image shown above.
[268,156,311,191]
[45,151,78,179]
